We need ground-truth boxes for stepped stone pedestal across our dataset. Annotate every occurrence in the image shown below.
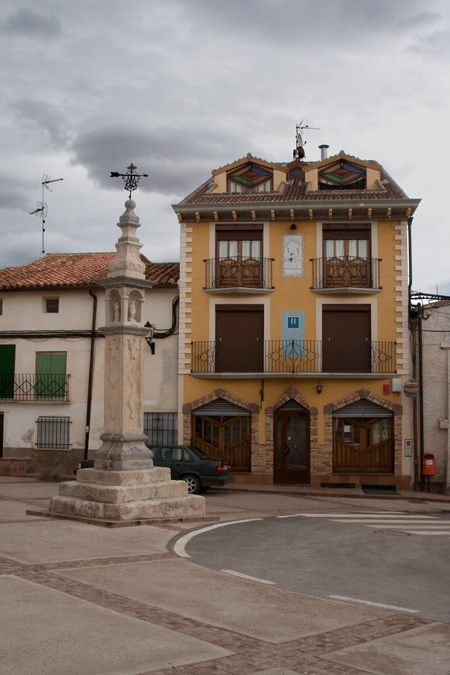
[49,196,205,524]
[50,467,205,522]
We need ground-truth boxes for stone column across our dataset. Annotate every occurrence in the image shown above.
[50,199,205,522]
[95,199,154,470]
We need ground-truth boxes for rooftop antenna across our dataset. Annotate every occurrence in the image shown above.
[30,175,63,254]
[293,121,320,159]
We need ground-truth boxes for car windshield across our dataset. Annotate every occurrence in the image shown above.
[188,446,211,460]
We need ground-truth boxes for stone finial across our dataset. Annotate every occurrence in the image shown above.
[108,200,146,280]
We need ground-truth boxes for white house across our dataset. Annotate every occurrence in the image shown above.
[0,251,179,477]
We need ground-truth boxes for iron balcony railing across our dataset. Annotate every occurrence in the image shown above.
[0,374,70,401]
[191,340,396,374]
[311,257,381,290]
[204,257,274,291]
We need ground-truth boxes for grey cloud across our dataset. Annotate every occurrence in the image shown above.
[0,174,33,212]
[70,124,254,197]
[1,6,62,40]
[11,100,71,147]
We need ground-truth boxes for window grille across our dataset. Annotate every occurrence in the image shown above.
[144,412,177,445]
[36,416,70,449]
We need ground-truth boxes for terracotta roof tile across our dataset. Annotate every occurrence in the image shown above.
[175,154,410,206]
[0,252,179,290]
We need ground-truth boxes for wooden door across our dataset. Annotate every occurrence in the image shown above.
[333,417,393,473]
[215,305,264,372]
[323,305,371,372]
[274,410,310,484]
[0,413,3,458]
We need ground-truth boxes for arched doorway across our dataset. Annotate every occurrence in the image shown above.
[274,400,310,484]
[192,398,251,472]
[333,400,394,473]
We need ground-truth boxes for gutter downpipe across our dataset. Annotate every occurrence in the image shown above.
[407,216,419,490]
[84,290,97,461]
[418,309,425,490]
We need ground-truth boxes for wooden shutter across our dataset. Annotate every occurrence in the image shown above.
[323,305,370,372]
[215,305,264,372]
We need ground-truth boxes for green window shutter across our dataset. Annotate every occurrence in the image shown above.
[0,345,15,399]
[36,352,67,400]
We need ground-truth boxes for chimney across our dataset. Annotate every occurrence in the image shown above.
[319,144,329,160]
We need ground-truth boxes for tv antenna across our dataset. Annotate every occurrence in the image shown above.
[30,175,63,254]
[293,121,320,159]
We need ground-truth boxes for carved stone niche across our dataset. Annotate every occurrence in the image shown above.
[106,289,122,324]
[127,289,144,323]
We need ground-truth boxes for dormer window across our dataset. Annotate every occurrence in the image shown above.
[227,163,272,193]
[319,161,366,190]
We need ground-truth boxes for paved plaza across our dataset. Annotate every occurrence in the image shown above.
[1,476,449,674]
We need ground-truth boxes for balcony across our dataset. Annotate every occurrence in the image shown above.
[0,374,70,402]
[191,340,396,375]
[204,257,274,293]
[311,257,382,293]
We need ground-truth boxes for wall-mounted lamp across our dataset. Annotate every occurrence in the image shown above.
[144,321,156,354]
[290,223,297,231]
[317,383,322,394]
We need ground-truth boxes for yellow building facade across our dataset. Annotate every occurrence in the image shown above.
[173,150,421,490]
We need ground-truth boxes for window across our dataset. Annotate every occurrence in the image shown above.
[216,225,263,288]
[319,161,366,190]
[322,225,371,288]
[45,298,59,313]
[35,352,67,400]
[0,345,15,399]
[36,416,70,449]
[144,412,177,445]
[227,163,272,193]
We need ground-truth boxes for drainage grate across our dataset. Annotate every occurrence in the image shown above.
[321,483,356,489]
[362,484,399,496]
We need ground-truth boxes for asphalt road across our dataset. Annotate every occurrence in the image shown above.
[173,502,450,623]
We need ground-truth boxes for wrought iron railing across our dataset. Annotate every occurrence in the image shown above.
[204,257,274,290]
[311,257,381,290]
[0,374,70,401]
[191,340,396,374]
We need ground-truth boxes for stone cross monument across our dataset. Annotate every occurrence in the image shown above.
[50,181,205,523]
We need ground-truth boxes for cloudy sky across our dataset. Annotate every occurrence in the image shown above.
[1,0,449,293]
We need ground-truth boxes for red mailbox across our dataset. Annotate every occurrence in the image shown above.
[422,453,435,476]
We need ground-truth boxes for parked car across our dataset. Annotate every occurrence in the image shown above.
[77,445,232,495]
[149,445,232,494]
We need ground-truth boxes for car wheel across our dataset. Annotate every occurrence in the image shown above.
[183,474,201,494]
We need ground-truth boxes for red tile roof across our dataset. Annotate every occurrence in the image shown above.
[176,153,409,206]
[0,253,179,290]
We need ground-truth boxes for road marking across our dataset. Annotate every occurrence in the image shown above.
[329,595,419,614]
[221,570,275,585]
[173,519,263,558]
[277,512,450,537]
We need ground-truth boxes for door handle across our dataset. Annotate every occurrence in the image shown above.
[285,445,291,456]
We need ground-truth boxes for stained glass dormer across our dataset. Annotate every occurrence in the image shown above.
[227,162,273,193]
[318,160,366,190]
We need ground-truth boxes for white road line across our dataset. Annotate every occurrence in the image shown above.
[173,518,263,558]
[366,524,450,529]
[221,570,275,585]
[332,518,436,524]
[329,595,419,614]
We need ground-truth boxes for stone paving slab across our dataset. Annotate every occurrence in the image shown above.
[0,576,233,675]
[57,557,389,644]
[321,622,450,675]
[0,519,173,563]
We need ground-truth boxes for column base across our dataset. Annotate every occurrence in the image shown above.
[49,467,206,523]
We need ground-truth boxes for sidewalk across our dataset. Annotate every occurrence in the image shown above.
[1,476,449,675]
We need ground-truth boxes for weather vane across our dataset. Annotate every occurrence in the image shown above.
[293,121,320,159]
[110,163,149,198]
[30,174,63,254]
